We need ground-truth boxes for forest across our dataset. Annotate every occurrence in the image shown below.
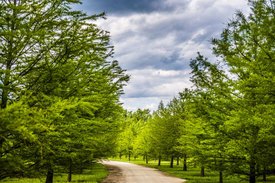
[0,0,274,183]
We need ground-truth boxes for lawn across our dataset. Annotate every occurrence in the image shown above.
[0,163,108,183]
[110,157,275,183]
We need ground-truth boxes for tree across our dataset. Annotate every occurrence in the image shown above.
[149,99,183,168]
[177,89,200,172]
[133,126,152,164]
[189,53,235,180]
[187,1,275,182]
[0,0,129,182]
[212,1,275,182]
[115,109,151,161]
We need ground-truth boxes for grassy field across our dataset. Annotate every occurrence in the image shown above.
[110,157,275,183]
[0,163,108,183]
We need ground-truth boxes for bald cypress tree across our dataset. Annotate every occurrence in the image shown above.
[0,0,128,182]
[189,1,275,182]
[212,1,275,182]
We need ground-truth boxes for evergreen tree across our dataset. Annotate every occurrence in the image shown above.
[0,0,129,182]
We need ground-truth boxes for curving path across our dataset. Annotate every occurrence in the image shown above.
[101,160,186,183]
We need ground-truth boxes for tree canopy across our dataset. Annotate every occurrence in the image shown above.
[114,1,275,183]
[1,1,274,183]
[0,0,128,182]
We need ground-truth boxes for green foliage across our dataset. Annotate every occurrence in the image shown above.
[114,1,275,183]
[188,0,275,182]
[0,0,128,181]
[115,109,152,160]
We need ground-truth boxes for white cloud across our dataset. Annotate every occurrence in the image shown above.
[95,0,249,111]
[123,68,192,99]
[121,97,172,112]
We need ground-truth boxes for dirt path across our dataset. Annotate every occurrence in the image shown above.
[101,160,186,183]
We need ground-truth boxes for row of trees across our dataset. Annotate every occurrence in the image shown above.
[0,0,128,183]
[116,1,275,183]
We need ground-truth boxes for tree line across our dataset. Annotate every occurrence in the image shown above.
[0,0,128,183]
[115,1,275,183]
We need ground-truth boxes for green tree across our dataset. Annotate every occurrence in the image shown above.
[0,0,129,182]
[149,99,183,168]
[189,54,235,180]
[212,1,275,182]
[132,109,152,163]
[187,1,275,182]
[116,109,151,161]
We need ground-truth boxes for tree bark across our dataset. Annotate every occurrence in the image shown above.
[170,155,174,168]
[128,151,131,161]
[183,154,187,171]
[201,166,205,177]
[1,1,15,109]
[145,154,148,164]
[263,165,267,182]
[249,159,256,183]
[1,68,11,109]
[219,160,223,183]
[177,157,180,165]
[158,156,161,166]
[219,171,223,183]
[45,166,54,183]
[68,159,72,182]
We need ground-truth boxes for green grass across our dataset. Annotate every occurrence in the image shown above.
[0,163,108,183]
[110,157,275,183]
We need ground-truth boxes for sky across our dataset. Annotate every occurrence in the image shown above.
[76,0,250,111]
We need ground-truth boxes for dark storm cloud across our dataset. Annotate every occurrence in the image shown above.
[77,0,249,111]
[78,0,177,15]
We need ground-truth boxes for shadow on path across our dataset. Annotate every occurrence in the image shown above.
[102,164,124,183]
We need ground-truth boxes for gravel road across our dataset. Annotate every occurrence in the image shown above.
[102,160,186,183]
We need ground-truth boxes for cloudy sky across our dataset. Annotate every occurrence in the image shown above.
[76,0,249,111]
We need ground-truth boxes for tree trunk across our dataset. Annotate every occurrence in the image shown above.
[249,159,256,183]
[183,154,187,171]
[1,70,10,109]
[68,159,72,182]
[145,154,148,164]
[1,0,15,109]
[219,171,223,183]
[263,166,267,182]
[128,151,131,161]
[79,163,83,174]
[177,157,180,165]
[45,166,54,183]
[158,156,161,166]
[200,166,205,177]
[2,40,12,109]
[219,160,223,183]
[170,155,174,168]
